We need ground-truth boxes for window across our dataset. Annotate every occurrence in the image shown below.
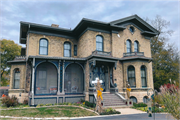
[129,26,135,33]
[134,41,139,52]
[96,35,103,51]
[141,66,147,87]
[35,62,57,95]
[128,66,136,87]
[74,45,77,56]
[64,42,71,57]
[143,96,148,103]
[39,39,48,55]
[14,68,20,89]
[126,40,131,53]
[130,96,137,103]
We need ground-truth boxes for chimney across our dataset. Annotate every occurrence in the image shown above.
[51,24,59,28]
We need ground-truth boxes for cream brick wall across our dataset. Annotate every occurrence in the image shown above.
[8,93,28,103]
[27,33,78,57]
[78,30,111,58]
[9,63,26,89]
[122,92,150,103]
[113,61,124,92]
[122,61,153,89]
[118,25,151,58]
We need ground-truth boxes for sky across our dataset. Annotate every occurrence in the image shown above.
[0,0,180,49]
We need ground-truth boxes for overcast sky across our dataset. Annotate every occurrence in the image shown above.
[0,0,179,49]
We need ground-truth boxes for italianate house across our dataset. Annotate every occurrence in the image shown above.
[8,15,159,106]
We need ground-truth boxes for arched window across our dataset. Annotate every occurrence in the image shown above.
[134,41,139,52]
[64,63,84,93]
[39,39,48,55]
[96,35,103,51]
[126,40,131,53]
[14,68,20,89]
[64,42,71,57]
[143,96,148,103]
[141,66,147,87]
[130,96,137,103]
[35,62,57,95]
[128,66,136,87]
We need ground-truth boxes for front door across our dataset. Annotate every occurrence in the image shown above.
[92,65,108,92]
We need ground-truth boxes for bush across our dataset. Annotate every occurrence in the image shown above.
[158,83,180,119]
[80,98,85,103]
[100,108,121,115]
[84,101,96,108]
[23,99,28,105]
[133,103,147,107]
[1,96,19,107]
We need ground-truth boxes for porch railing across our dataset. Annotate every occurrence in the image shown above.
[123,52,144,57]
[15,55,26,60]
[92,50,111,57]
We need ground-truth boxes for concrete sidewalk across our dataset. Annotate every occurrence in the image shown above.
[115,108,146,115]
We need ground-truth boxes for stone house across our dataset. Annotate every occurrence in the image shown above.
[8,15,159,106]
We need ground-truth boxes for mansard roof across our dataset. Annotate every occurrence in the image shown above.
[20,14,159,44]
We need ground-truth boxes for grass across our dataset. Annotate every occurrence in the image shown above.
[132,106,168,113]
[0,106,97,118]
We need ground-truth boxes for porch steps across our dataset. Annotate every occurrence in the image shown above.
[102,93,127,107]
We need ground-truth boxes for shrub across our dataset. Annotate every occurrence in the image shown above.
[158,83,180,119]
[133,103,147,107]
[1,96,19,107]
[100,108,121,115]
[84,101,96,108]
[80,98,85,103]
[23,99,28,105]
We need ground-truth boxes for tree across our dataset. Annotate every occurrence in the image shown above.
[145,15,179,91]
[0,39,21,85]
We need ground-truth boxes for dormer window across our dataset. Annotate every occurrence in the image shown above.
[129,26,135,34]
[96,35,103,51]
[39,38,48,55]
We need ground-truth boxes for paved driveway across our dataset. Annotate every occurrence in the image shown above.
[72,113,175,120]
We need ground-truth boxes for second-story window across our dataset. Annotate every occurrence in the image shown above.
[134,41,139,52]
[96,35,103,51]
[74,45,77,56]
[126,39,131,53]
[39,39,48,55]
[64,42,71,57]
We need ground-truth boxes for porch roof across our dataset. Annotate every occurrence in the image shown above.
[28,55,86,61]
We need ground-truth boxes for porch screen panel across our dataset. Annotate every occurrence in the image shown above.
[64,63,83,93]
[35,62,57,95]
[128,66,136,87]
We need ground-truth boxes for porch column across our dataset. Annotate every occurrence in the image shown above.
[57,60,61,95]
[62,60,65,94]
[31,57,35,105]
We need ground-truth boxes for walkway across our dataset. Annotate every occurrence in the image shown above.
[115,108,146,115]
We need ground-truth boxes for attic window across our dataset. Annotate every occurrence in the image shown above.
[129,26,135,33]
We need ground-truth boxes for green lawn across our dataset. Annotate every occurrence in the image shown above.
[0,106,97,118]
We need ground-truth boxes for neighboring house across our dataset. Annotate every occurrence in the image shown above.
[8,15,159,106]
